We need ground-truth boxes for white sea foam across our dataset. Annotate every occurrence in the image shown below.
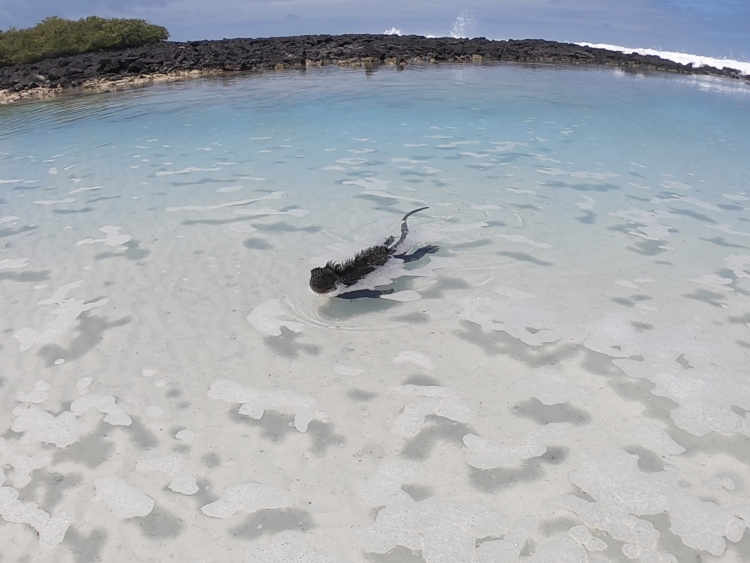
[13,282,109,351]
[334,365,365,376]
[71,394,132,426]
[11,407,86,448]
[166,191,284,212]
[357,460,419,507]
[690,273,733,292]
[208,379,327,433]
[360,190,427,203]
[0,258,28,270]
[68,186,102,194]
[450,11,476,39]
[724,193,749,201]
[32,198,75,205]
[497,234,551,248]
[609,208,677,241]
[402,256,463,277]
[463,423,571,468]
[660,179,691,190]
[392,385,473,437]
[577,43,750,76]
[356,496,508,560]
[233,206,309,217]
[459,294,577,346]
[175,429,195,444]
[136,456,198,495]
[16,380,51,404]
[511,368,593,405]
[76,226,132,247]
[553,448,746,557]
[0,438,52,487]
[76,377,93,394]
[247,298,303,335]
[155,166,221,176]
[380,289,422,302]
[0,488,72,549]
[201,482,293,518]
[668,195,721,211]
[494,286,533,300]
[417,221,487,241]
[227,223,257,233]
[631,423,685,456]
[94,476,154,519]
[393,351,436,371]
[245,532,352,563]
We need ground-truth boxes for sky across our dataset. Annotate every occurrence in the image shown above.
[1,0,749,60]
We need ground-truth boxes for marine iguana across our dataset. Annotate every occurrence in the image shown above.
[310,207,439,298]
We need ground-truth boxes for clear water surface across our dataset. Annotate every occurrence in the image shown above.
[1,63,750,563]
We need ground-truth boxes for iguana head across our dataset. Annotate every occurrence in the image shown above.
[309,266,339,294]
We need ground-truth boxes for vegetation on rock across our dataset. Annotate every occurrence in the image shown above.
[0,16,169,66]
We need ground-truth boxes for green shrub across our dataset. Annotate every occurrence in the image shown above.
[0,16,169,66]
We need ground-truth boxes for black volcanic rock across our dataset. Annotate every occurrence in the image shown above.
[1,34,748,98]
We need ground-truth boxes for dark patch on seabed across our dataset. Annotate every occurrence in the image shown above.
[51,207,94,214]
[469,446,569,493]
[683,288,726,307]
[668,208,718,224]
[348,389,378,401]
[454,320,581,368]
[64,527,108,563]
[37,311,132,367]
[497,250,554,267]
[512,398,591,426]
[0,225,38,238]
[401,415,474,460]
[132,505,185,538]
[228,508,315,539]
[243,238,274,250]
[228,408,345,455]
[263,327,321,359]
[701,236,748,249]
[0,269,51,283]
[404,375,441,386]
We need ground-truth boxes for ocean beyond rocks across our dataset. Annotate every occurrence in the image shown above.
[1,34,748,104]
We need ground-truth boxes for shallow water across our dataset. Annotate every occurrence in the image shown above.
[1,63,750,563]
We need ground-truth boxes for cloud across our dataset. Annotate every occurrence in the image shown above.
[2,0,748,57]
[2,0,169,28]
[660,0,750,18]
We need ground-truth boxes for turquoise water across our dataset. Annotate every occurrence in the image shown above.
[1,64,750,562]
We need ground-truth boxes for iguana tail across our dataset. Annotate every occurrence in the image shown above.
[388,206,429,253]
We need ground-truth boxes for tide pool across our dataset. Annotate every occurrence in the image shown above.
[1,63,750,563]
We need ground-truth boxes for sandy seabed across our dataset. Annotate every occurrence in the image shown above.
[1,63,750,563]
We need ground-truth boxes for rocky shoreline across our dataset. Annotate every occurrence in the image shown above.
[2,34,748,105]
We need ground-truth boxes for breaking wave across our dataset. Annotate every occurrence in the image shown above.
[577,42,750,76]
